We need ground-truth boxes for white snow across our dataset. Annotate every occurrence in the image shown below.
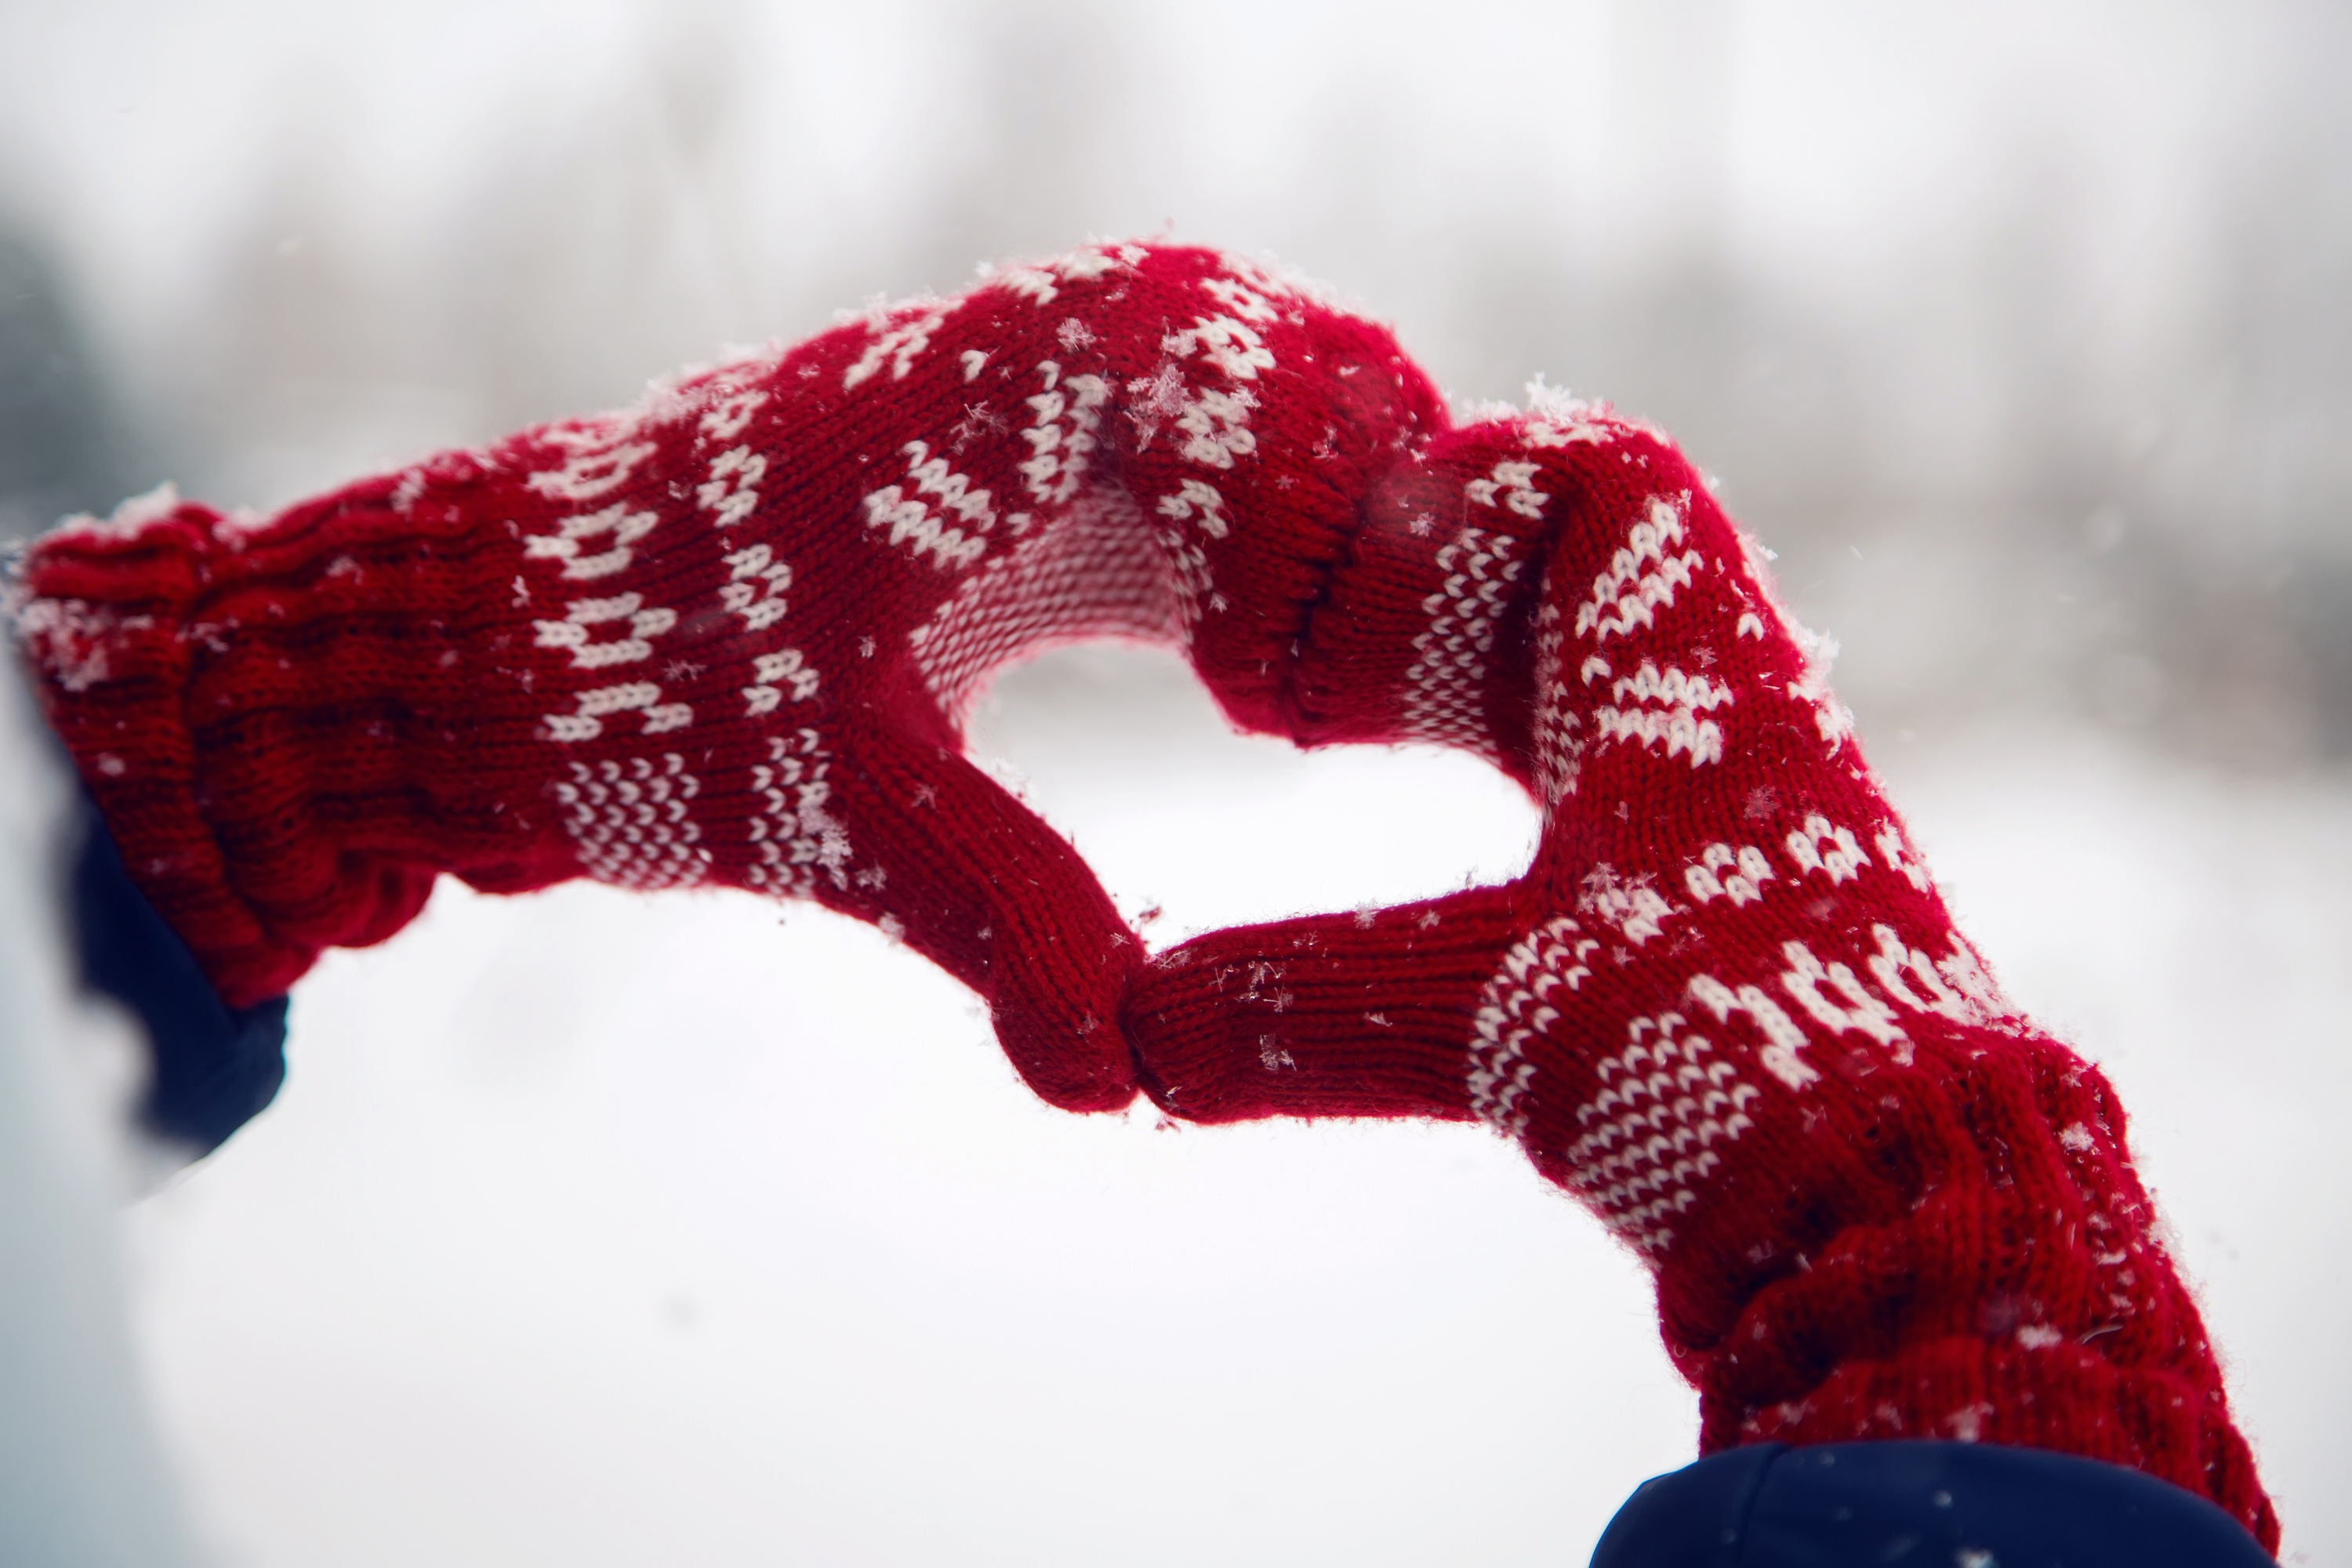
[63,647,2347,1566]
[0,659,203,1567]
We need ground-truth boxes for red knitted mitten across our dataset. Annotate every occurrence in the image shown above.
[11,243,1439,1113]
[1121,407,2279,1548]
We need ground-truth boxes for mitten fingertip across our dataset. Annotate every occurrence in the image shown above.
[990,973,1141,1114]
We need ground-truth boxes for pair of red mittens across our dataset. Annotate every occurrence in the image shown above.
[9,241,2276,1552]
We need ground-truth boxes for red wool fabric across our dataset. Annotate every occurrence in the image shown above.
[11,241,2275,1550]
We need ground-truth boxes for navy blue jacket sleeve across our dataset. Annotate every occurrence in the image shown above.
[1592,1440,2275,1566]
[68,786,289,1154]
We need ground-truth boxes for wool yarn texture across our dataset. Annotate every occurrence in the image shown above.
[9,241,2277,1551]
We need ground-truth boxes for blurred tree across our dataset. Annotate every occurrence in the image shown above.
[0,227,141,539]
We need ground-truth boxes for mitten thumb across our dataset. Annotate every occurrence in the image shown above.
[1121,882,1536,1126]
[825,722,1142,1112]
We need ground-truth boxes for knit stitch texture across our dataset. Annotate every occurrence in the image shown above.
[9,241,2276,1552]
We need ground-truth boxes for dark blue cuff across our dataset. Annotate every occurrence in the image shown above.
[67,786,288,1154]
[1592,1440,2274,1566]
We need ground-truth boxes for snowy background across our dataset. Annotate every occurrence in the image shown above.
[1,1,2347,1563]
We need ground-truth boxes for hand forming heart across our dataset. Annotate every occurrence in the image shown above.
[10,241,2275,1551]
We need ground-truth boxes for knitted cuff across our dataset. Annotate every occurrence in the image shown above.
[16,472,572,1006]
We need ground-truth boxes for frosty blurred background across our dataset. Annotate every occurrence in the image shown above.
[1,2,2347,1564]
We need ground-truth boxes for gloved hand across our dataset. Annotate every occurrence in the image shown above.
[1119,405,2280,1551]
[9,241,1442,1114]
